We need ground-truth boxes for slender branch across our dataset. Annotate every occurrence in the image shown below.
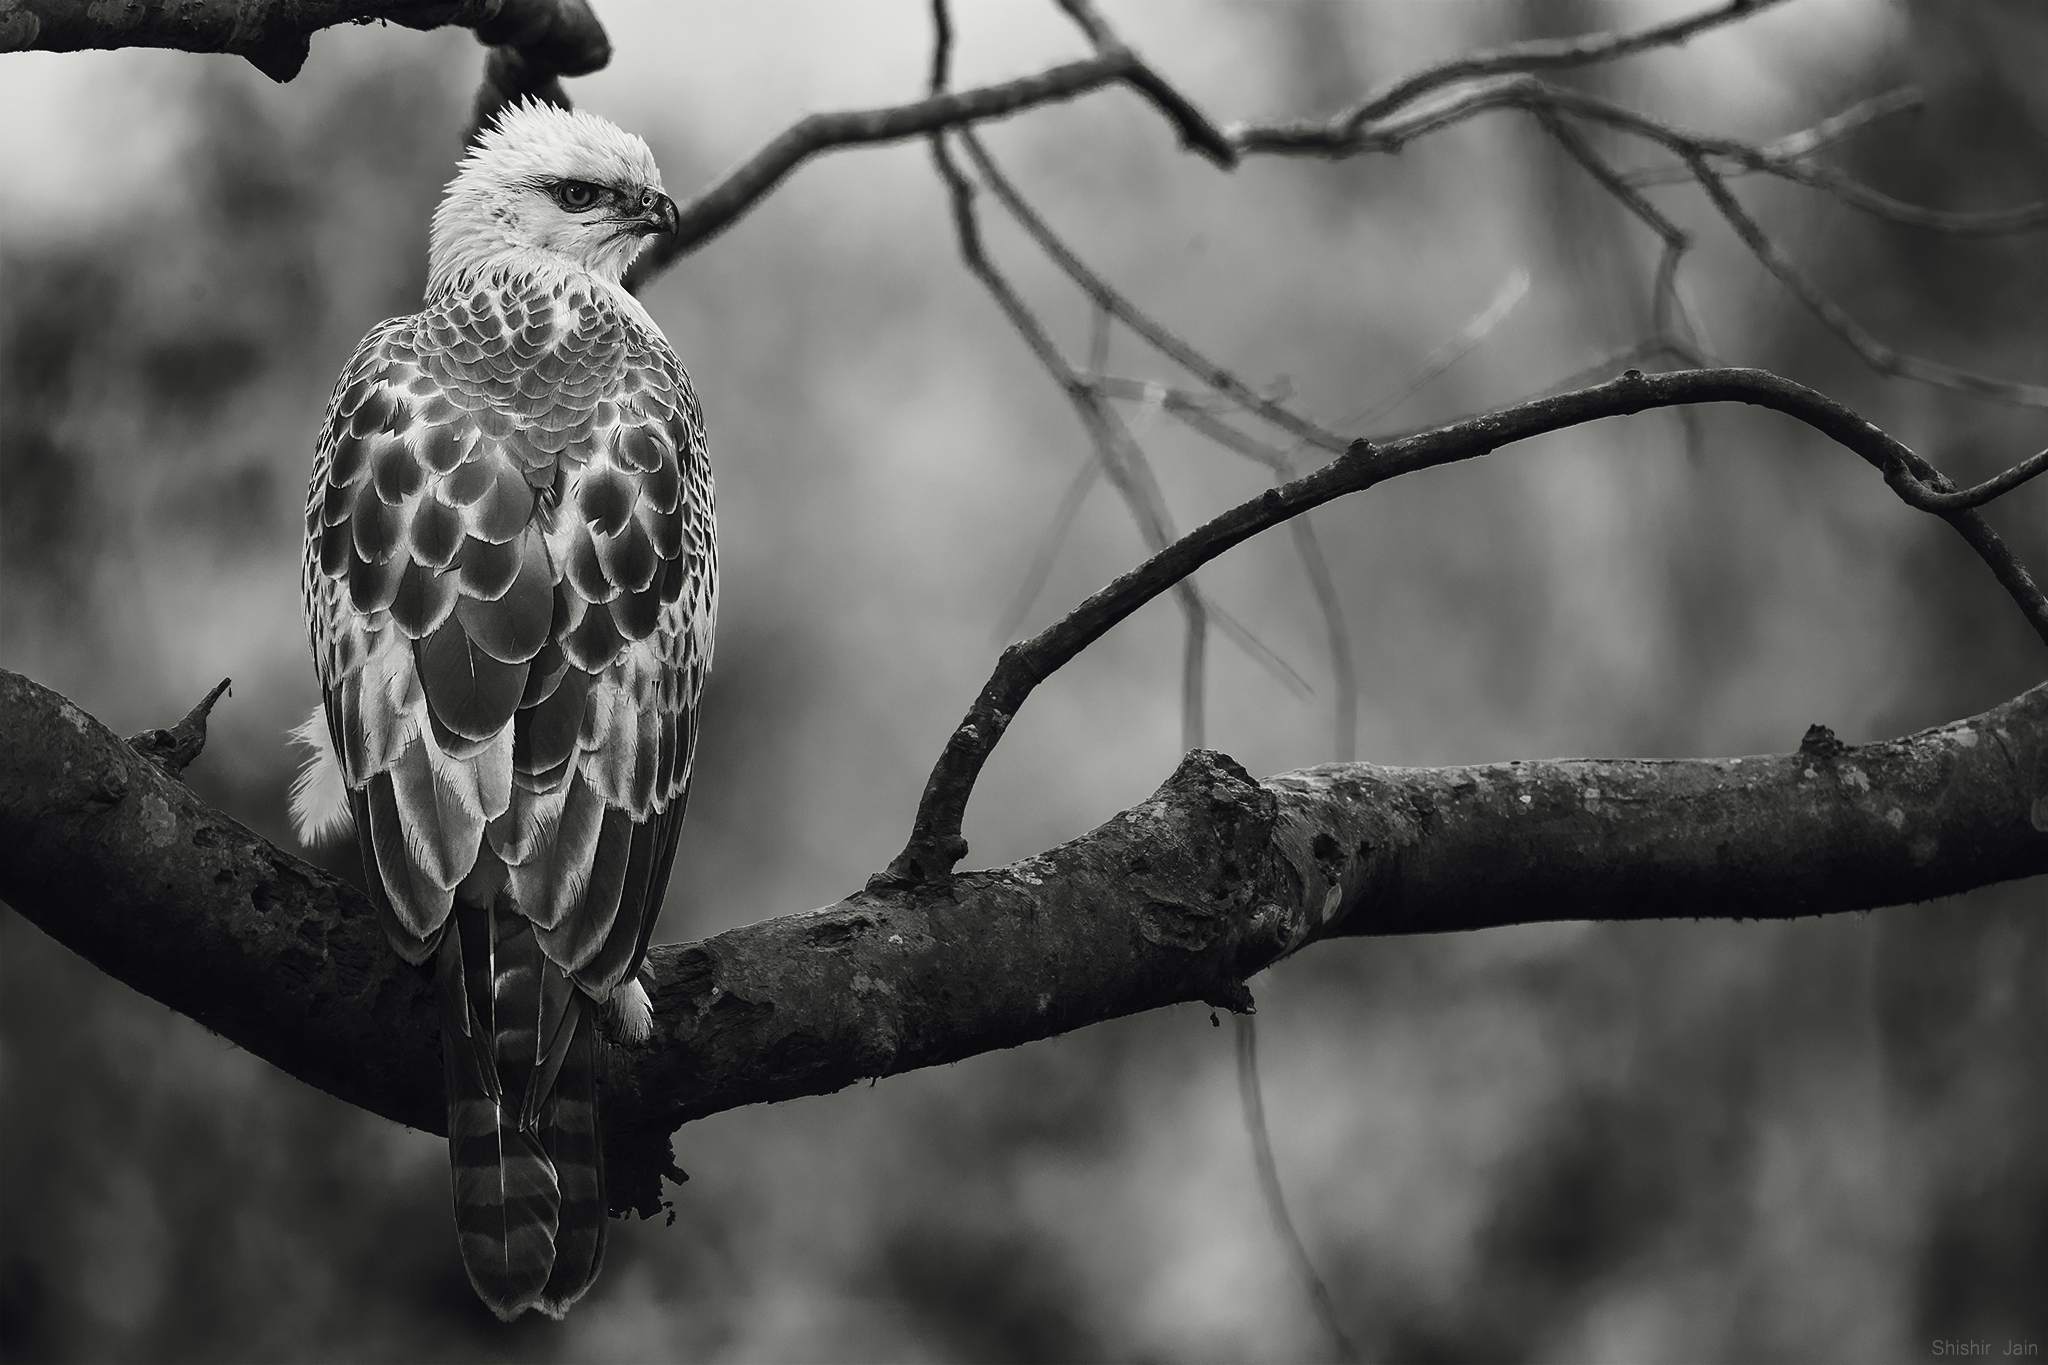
[1245,76,2048,240]
[1623,84,2048,234]
[932,130,1224,748]
[1237,1015,1360,1363]
[1092,379,1290,469]
[960,131,1347,454]
[928,0,953,96]
[1524,83,2048,238]
[1889,445,2048,513]
[1623,85,1925,187]
[1747,84,1924,161]
[1241,76,2048,409]
[1286,515,1358,763]
[1683,152,2048,407]
[1331,0,1790,132]
[1531,105,1692,328]
[994,454,1103,643]
[884,367,2048,887]
[1051,0,1236,165]
[625,53,1138,286]
[16,665,2048,1221]
[1751,157,2048,236]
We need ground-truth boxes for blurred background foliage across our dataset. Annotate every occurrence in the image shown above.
[6,0,2048,1359]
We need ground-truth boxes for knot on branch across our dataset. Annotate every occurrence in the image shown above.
[873,831,971,893]
[1799,723,1847,761]
[1202,979,1256,1014]
[242,32,314,83]
[472,0,611,75]
[1161,747,1262,804]
[125,679,231,781]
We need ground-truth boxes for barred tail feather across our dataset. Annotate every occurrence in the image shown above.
[439,898,608,1320]
[536,1008,606,1318]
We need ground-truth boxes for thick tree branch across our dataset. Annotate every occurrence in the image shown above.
[11,662,2048,1221]
[0,0,604,84]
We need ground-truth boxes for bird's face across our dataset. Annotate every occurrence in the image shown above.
[502,172,680,278]
[430,102,679,292]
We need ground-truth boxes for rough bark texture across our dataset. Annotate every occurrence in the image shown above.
[0,0,602,82]
[8,668,2048,1216]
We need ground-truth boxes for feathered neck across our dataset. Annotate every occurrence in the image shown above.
[424,256,664,341]
[427,232,651,301]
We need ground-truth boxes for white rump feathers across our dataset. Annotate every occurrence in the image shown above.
[288,707,354,847]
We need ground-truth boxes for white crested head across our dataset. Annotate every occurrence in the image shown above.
[428,100,678,295]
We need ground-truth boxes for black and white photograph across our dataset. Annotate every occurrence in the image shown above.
[7,1,2048,1359]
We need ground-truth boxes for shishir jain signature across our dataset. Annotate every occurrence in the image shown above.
[1931,1343,2039,1358]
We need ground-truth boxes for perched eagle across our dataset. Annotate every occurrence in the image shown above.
[291,101,713,1320]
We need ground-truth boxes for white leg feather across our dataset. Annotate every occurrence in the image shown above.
[605,978,653,1045]
[289,707,355,846]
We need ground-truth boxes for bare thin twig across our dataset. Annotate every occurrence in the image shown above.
[995,454,1104,644]
[958,132,1348,454]
[627,53,1138,285]
[990,297,1120,641]
[1236,1015,1360,1363]
[1684,152,2048,407]
[1747,156,2048,236]
[1887,445,2048,513]
[939,131,1324,733]
[1052,0,1237,165]
[1331,0,1790,132]
[928,0,953,96]
[1346,270,1533,434]
[1091,379,1292,469]
[931,131,1211,750]
[1624,86,1924,188]
[1286,516,1358,762]
[1527,83,2048,237]
[1246,76,2048,239]
[1241,75,2048,409]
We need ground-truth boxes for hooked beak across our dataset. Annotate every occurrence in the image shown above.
[637,188,679,239]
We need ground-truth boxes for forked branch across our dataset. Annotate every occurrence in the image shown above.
[883,367,2048,887]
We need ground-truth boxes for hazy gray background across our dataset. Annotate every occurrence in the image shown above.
[6,1,2048,1359]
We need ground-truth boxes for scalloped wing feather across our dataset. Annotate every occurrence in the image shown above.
[304,275,713,978]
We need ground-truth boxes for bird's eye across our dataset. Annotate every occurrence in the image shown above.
[555,180,602,211]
